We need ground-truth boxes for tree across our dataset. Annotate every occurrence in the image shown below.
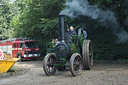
[11,0,128,60]
[11,0,63,55]
[0,0,18,39]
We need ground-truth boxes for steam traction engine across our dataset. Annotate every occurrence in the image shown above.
[43,14,93,76]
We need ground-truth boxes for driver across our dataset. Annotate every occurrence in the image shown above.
[69,26,76,35]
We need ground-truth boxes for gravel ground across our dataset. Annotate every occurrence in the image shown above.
[0,61,128,85]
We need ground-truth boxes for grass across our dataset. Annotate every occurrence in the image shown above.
[94,59,128,63]
[37,56,44,60]
[8,66,21,72]
[116,59,128,63]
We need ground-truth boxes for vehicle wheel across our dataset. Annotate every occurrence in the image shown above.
[43,53,57,76]
[82,40,93,70]
[17,54,22,62]
[70,53,82,77]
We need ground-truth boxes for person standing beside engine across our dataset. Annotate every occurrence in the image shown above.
[69,26,76,35]
[82,27,87,40]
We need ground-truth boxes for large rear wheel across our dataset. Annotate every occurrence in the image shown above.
[43,53,57,76]
[70,53,82,77]
[82,40,93,70]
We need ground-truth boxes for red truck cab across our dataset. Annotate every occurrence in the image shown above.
[0,38,40,61]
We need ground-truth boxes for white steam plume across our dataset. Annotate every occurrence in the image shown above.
[117,30,128,43]
[61,0,128,43]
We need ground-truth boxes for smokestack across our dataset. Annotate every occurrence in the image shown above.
[59,14,65,41]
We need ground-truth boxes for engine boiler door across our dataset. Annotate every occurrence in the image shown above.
[55,42,70,57]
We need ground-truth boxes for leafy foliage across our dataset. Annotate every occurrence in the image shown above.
[0,0,14,39]
[11,0,63,55]
[1,0,128,60]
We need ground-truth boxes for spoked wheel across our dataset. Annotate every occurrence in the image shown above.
[43,53,57,76]
[82,40,93,70]
[70,53,83,77]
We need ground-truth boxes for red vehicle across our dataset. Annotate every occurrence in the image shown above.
[0,38,40,61]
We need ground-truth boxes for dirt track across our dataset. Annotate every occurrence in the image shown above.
[0,61,128,85]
